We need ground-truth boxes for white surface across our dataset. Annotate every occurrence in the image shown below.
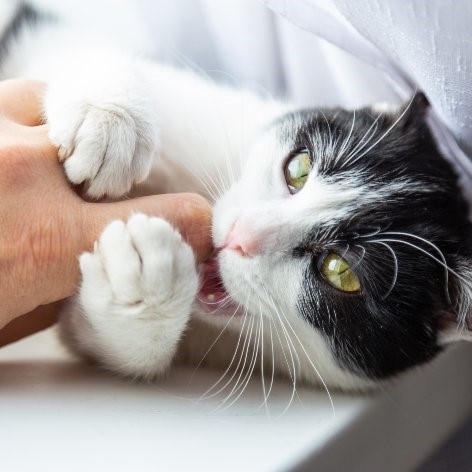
[1,329,471,472]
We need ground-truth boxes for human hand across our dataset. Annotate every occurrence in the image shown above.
[0,79,212,343]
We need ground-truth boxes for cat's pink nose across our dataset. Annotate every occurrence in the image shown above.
[222,221,259,257]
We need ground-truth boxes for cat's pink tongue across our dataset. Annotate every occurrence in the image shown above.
[198,255,229,309]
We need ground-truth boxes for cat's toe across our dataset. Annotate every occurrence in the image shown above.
[44,66,159,199]
[126,214,198,307]
[62,106,142,198]
[79,214,198,317]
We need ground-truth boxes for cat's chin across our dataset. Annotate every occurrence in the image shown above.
[197,255,241,316]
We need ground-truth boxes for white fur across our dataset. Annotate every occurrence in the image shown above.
[44,52,160,198]
[5,16,456,393]
[1,22,375,391]
[65,214,198,379]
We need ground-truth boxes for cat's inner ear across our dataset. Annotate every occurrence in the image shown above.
[439,258,472,344]
[400,91,430,128]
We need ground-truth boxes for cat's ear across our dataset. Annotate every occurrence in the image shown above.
[439,258,472,344]
[400,91,430,128]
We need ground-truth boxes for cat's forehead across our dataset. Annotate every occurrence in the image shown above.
[275,108,392,169]
[238,105,455,250]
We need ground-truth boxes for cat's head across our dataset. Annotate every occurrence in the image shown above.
[204,93,472,390]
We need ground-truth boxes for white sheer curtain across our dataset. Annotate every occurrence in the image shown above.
[135,0,398,108]
[23,0,472,188]
[262,0,472,193]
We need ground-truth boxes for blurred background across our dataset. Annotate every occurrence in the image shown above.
[0,1,470,470]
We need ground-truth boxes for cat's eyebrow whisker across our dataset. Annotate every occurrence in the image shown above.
[341,113,381,167]
[340,243,350,259]
[352,226,382,240]
[368,241,398,300]
[350,244,366,271]
[334,109,356,166]
[345,93,417,167]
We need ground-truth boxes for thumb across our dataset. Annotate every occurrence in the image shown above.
[84,193,213,263]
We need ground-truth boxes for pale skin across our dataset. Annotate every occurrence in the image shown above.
[0,79,212,347]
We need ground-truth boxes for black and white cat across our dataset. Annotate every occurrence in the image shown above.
[1,2,471,392]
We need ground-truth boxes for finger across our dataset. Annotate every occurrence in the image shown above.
[0,78,46,126]
[0,122,59,167]
[0,301,62,348]
[86,193,213,263]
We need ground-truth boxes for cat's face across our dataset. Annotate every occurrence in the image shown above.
[206,95,472,390]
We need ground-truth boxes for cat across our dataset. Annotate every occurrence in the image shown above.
[1,1,471,393]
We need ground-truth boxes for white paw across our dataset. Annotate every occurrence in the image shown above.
[79,214,198,318]
[45,62,159,198]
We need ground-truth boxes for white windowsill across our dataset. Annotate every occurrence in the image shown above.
[1,329,471,472]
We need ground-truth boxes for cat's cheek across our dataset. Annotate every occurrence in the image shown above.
[217,249,251,305]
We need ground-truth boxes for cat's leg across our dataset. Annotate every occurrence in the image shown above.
[43,51,284,199]
[60,213,198,378]
[43,53,160,199]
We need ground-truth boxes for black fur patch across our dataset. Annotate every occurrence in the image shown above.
[289,97,472,379]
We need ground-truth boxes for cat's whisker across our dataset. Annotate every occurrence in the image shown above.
[197,305,250,401]
[345,93,417,167]
[256,316,276,413]
[204,308,254,403]
[271,310,301,417]
[262,286,318,417]
[365,237,465,306]
[335,109,356,165]
[257,302,271,418]
[171,48,238,181]
[368,241,398,299]
[214,313,257,410]
[217,315,262,412]
[176,154,222,202]
[351,244,366,271]
[168,51,235,201]
[267,313,297,411]
[341,114,381,167]
[373,229,461,304]
[195,293,233,309]
[259,285,299,416]
[264,282,336,417]
[188,302,241,385]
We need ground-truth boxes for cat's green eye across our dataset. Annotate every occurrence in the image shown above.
[285,151,311,192]
[320,253,361,293]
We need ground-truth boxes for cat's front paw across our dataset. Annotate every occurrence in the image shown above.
[75,214,198,377]
[45,68,159,199]
[80,214,198,317]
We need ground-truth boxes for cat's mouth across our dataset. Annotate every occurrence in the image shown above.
[197,253,239,314]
